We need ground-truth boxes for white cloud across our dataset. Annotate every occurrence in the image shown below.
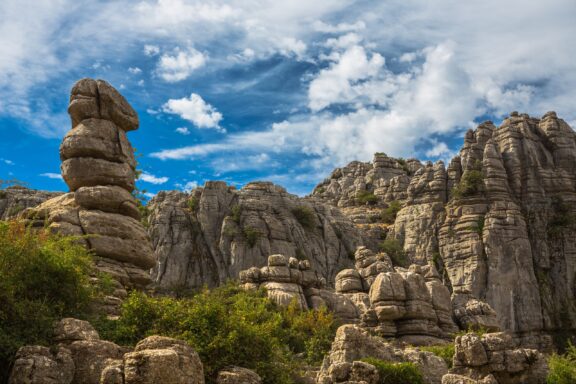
[313,20,365,33]
[425,142,450,157]
[144,44,160,56]
[40,172,63,180]
[1,158,14,165]
[162,93,223,131]
[175,127,190,135]
[139,171,169,184]
[175,180,199,192]
[156,47,206,82]
[128,66,142,74]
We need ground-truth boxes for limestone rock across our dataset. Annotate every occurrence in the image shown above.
[0,186,61,220]
[216,366,262,384]
[8,346,74,384]
[54,318,100,344]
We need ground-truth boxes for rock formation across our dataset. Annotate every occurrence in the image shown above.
[148,181,365,290]
[442,331,548,384]
[0,186,61,220]
[8,318,204,384]
[312,112,576,349]
[22,78,155,314]
[216,367,262,384]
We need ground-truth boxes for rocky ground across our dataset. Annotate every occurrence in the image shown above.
[3,79,575,384]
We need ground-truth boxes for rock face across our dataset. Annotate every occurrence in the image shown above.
[317,324,448,384]
[442,331,548,384]
[216,367,262,384]
[314,112,576,348]
[0,186,61,220]
[148,181,365,290]
[22,78,154,314]
[8,319,204,384]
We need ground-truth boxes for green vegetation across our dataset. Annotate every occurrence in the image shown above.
[361,357,424,384]
[396,158,411,174]
[468,216,485,235]
[295,248,307,260]
[6,203,24,217]
[547,342,576,384]
[379,238,408,267]
[243,226,262,248]
[0,221,99,382]
[97,284,337,384]
[316,186,326,194]
[381,201,402,224]
[291,206,316,230]
[187,196,199,212]
[420,344,455,368]
[356,190,378,205]
[548,197,576,236]
[451,170,484,200]
[231,204,242,223]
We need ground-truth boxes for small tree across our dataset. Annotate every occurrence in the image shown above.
[379,238,408,267]
[381,201,402,224]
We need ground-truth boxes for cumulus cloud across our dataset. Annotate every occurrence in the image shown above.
[144,44,160,56]
[162,93,223,131]
[1,158,14,165]
[175,127,190,135]
[156,47,206,82]
[128,66,142,74]
[174,180,198,192]
[40,172,63,180]
[139,171,169,184]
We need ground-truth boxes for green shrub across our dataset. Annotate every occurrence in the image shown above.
[381,201,401,224]
[396,158,411,174]
[243,227,262,248]
[7,204,24,217]
[356,190,378,205]
[547,342,576,384]
[187,197,199,212]
[292,206,316,230]
[420,344,455,368]
[451,170,484,199]
[468,216,485,235]
[96,284,337,384]
[361,357,424,384]
[379,238,408,267]
[231,204,242,223]
[548,197,576,236]
[316,187,326,194]
[0,221,97,382]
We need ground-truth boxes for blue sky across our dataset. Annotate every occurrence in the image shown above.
[1,0,576,197]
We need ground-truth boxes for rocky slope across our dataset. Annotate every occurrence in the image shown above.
[147,181,366,290]
[312,111,576,349]
[0,186,61,220]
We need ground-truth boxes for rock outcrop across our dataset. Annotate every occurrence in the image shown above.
[0,186,61,220]
[314,112,576,349]
[148,181,365,291]
[216,367,262,384]
[21,78,154,314]
[9,318,204,384]
[317,324,448,384]
[442,331,547,384]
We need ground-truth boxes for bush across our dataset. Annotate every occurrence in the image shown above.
[548,197,575,236]
[187,197,199,212]
[243,227,262,248]
[0,221,97,382]
[315,186,326,194]
[231,204,242,223]
[381,201,401,224]
[379,238,408,267]
[547,342,576,384]
[6,204,24,217]
[420,344,455,368]
[361,357,424,384]
[451,170,484,199]
[396,158,411,174]
[292,206,316,230]
[356,190,378,205]
[97,284,337,384]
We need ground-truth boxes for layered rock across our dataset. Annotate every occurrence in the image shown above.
[0,186,61,220]
[442,332,547,384]
[22,79,154,314]
[317,324,448,384]
[148,181,365,290]
[216,367,262,384]
[9,319,204,384]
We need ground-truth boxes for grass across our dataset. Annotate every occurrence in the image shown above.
[420,344,455,368]
[547,342,576,384]
[361,357,424,384]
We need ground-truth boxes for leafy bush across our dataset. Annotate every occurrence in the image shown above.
[451,170,484,199]
[292,206,316,230]
[381,201,401,224]
[97,284,337,384]
[315,186,326,194]
[420,344,455,368]
[396,158,411,174]
[548,197,575,236]
[547,342,576,384]
[356,190,378,205]
[361,357,424,384]
[187,197,199,212]
[379,238,408,267]
[231,204,242,223]
[243,226,262,248]
[0,221,97,382]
